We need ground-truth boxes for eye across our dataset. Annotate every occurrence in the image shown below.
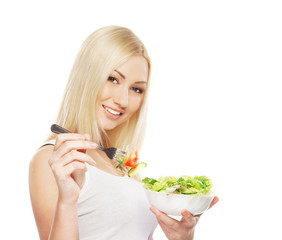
[131,87,143,94]
[108,76,119,84]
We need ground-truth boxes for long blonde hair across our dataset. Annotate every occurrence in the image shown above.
[48,26,151,151]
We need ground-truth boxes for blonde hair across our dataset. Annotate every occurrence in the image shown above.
[48,26,151,151]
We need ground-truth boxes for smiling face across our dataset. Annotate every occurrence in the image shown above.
[96,55,148,131]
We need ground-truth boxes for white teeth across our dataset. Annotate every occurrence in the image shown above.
[104,106,121,115]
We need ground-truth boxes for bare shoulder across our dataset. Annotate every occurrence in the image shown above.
[29,145,58,239]
[29,144,58,202]
[31,144,54,165]
[29,145,56,185]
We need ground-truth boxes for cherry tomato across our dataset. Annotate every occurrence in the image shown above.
[125,148,139,167]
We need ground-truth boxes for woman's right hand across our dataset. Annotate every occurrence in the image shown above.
[48,133,97,205]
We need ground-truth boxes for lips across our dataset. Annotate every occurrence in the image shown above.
[102,105,124,119]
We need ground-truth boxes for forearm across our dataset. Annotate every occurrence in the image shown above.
[48,200,79,240]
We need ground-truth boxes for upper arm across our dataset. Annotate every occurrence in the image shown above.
[29,145,58,240]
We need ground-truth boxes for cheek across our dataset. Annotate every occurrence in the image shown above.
[99,84,112,100]
[96,83,114,105]
[128,96,143,115]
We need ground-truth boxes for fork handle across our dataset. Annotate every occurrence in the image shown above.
[51,124,103,149]
[97,145,106,151]
[51,124,71,134]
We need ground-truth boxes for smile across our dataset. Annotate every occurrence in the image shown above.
[102,105,123,116]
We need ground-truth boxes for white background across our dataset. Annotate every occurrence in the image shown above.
[0,0,281,239]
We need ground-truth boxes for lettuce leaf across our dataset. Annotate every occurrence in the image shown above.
[142,175,213,195]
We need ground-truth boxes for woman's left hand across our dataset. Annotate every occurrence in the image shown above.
[150,196,219,240]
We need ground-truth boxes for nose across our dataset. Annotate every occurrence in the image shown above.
[113,86,129,108]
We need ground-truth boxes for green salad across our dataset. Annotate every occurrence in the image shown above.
[142,175,213,195]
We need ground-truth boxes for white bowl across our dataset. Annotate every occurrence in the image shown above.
[145,189,215,216]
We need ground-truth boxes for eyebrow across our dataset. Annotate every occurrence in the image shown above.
[114,69,125,79]
[134,81,147,84]
[114,69,147,84]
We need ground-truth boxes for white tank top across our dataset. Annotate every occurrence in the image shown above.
[42,140,158,240]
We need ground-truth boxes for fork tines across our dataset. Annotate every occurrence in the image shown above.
[113,149,126,163]
[97,145,126,164]
[116,149,126,156]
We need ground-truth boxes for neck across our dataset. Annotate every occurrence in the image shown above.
[87,149,125,176]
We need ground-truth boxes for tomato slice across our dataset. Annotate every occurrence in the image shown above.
[125,148,139,167]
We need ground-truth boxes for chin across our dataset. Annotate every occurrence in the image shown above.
[103,124,118,131]
[97,109,130,131]
[98,118,122,131]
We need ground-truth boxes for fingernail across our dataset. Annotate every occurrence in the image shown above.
[84,134,91,140]
[88,155,96,164]
[90,158,96,165]
[150,207,159,215]
[90,142,97,148]
[182,210,190,217]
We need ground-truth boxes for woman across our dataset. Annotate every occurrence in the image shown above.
[29,25,218,240]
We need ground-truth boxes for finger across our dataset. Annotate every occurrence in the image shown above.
[54,140,97,159]
[180,210,197,227]
[208,196,219,209]
[151,207,185,240]
[59,150,96,167]
[193,196,220,218]
[64,161,88,177]
[54,133,90,151]
[150,207,178,228]
[157,220,175,240]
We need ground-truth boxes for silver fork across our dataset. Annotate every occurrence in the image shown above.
[50,124,127,164]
